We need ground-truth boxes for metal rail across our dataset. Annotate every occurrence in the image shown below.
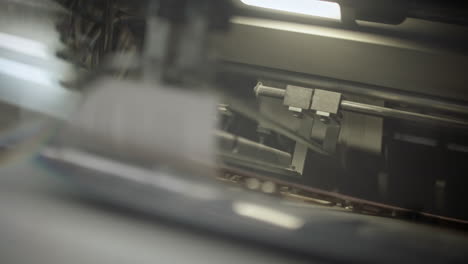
[220,62,468,116]
[253,83,468,129]
[340,100,468,129]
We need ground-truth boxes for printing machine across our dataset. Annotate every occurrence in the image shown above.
[2,0,468,263]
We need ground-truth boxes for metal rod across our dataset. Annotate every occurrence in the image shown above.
[216,130,291,167]
[253,84,468,129]
[340,100,468,129]
[219,62,468,116]
[254,82,286,98]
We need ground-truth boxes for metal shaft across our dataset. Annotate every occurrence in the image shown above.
[216,130,291,167]
[340,100,468,129]
[253,84,468,129]
[254,83,286,98]
[220,62,468,116]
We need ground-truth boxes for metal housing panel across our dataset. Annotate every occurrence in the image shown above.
[213,18,468,101]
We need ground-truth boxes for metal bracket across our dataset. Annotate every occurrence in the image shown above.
[321,117,341,153]
[291,115,315,174]
[255,83,345,165]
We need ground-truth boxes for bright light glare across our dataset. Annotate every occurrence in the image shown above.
[0,57,55,87]
[241,0,341,20]
[233,202,304,229]
[0,32,50,59]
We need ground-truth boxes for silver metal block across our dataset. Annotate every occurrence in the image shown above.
[283,85,313,109]
[310,89,341,114]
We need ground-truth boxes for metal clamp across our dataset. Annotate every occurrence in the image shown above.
[255,82,344,174]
